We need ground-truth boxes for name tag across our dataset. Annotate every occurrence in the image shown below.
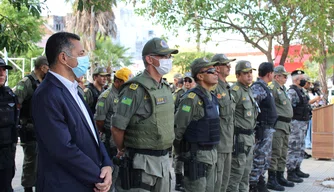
[156,96,167,105]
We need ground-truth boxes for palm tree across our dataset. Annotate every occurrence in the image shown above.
[66,0,117,52]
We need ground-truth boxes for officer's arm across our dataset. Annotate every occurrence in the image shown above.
[84,88,93,107]
[111,84,143,152]
[13,79,30,105]
[174,96,196,141]
[287,89,299,107]
[250,84,267,104]
[94,95,110,132]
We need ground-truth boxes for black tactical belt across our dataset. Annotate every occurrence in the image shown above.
[198,145,214,151]
[277,116,291,123]
[128,147,171,157]
[236,127,254,135]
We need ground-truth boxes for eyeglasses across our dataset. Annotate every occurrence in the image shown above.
[218,63,231,67]
[150,55,173,59]
[184,79,192,83]
[199,68,216,74]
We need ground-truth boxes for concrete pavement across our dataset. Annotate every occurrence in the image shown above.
[12,147,334,192]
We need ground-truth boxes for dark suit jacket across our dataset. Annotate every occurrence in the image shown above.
[32,72,112,192]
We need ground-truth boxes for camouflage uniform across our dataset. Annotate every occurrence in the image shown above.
[249,79,276,184]
[286,88,308,170]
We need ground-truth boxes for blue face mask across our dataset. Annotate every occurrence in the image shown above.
[70,55,90,78]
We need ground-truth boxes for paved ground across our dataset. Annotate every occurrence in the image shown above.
[12,147,334,192]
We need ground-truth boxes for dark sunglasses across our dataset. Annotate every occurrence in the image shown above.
[199,68,216,74]
[184,78,192,83]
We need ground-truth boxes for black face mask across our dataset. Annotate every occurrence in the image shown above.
[299,79,307,87]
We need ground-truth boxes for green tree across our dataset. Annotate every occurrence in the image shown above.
[93,37,132,68]
[298,0,334,98]
[0,0,44,55]
[172,52,214,74]
[66,0,117,52]
[130,0,307,65]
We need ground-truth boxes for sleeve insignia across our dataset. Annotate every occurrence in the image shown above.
[121,97,133,106]
[269,84,274,89]
[113,98,119,103]
[217,93,222,99]
[221,92,226,97]
[129,83,138,90]
[188,92,196,99]
[97,101,105,107]
[84,88,89,93]
[232,85,239,91]
[102,90,110,98]
[198,100,203,105]
[182,105,191,112]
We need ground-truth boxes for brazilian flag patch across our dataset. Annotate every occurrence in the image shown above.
[97,102,104,107]
[182,105,191,112]
[121,97,133,106]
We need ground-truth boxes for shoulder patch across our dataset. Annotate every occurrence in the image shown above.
[129,83,138,90]
[269,84,274,89]
[188,92,196,99]
[102,89,111,98]
[232,86,239,91]
[84,88,89,93]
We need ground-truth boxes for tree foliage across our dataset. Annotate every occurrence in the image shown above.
[93,37,132,68]
[0,0,44,55]
[172,52,214,74]
[66,0,117,52]
[129,0,307,65]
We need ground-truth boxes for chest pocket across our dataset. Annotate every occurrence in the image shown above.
[242,101,253,119]
[218,99,234,117]
[277,91,288,105]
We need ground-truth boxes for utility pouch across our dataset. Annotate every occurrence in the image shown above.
[113,157,131,190]
[184,158,206,181]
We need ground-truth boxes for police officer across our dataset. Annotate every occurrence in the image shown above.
[286,70,311,183]
[227,60,258,192]
[173,72,195,191]
[15,56,49,192]
[174,57,219,192]
[84,66,109,114]
[0,57,19,192]
[249,62,278,192]
[111,37,178,192]
[94,67,133,191]
[267,66,295,190]
[211,54,236,192]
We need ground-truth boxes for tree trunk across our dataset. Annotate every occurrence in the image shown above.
[318,34,328,103]
[90,5,96,51]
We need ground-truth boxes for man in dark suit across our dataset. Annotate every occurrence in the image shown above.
[31,32,113,192]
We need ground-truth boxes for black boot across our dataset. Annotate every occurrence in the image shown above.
[295,166,310,178]
[276,171,294,187]
[249,183,258,192]
[266,170,285,191]
[24,187,33,192]
[257,175,269,192]
[287,169,303,183]
[175,173,185,191]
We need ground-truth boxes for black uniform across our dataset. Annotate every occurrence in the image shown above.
[0,86,19,192]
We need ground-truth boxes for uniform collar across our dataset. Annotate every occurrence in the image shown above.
[236,81,249,91]
[218,78,229,89]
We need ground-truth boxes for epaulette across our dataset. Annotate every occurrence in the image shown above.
[187,92,196,99]
[232,85,239,91]
[84,88,89,93]
[129,83,138,90]
[102,89,111,98]
[269,84,274,89]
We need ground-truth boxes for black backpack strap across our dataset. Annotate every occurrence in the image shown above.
[26,75,38,91]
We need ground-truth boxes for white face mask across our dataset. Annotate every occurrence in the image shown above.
[152,58,173,75]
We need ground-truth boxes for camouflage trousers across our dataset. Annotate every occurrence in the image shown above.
[249,128,275,183]
[286,120,308,170]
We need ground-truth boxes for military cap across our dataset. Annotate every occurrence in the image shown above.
[290,69,304,76]
[93,67,109,75]
[274,65,289,75]
[183,72,194,82]
[174,73,183,79]
[142,37,179,56]
[0,57,12,70]
[211,54,236,65]
[115,67,133,82]
[34,56,49,68]
[235,60,255,73]
[191,57,219,77]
